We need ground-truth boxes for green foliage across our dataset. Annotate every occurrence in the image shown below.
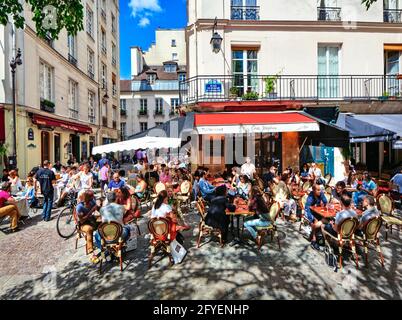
[242,91,259,100]
[0,0,84,40]
[264,70,282,94]
[0,143,9,157]
[229,87,239,96]
[41,98,55,108]
[362,0,377,10]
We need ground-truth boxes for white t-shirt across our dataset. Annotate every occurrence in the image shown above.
[151,203,172,218]
[79,172,93,189]
[241,163,256,179]
[309,167,322,178]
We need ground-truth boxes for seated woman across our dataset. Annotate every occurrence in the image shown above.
[205,185,236,243]
[0,182,21,232]
[116,186,141,223]
[273,174,297,221]
[23,177,37,207]
[237,175,251,200]
[134,174,147,199]
[8,170,23,194]
[244,187,271,244]
[151,190,185,245]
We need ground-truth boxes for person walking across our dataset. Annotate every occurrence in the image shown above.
[34,160,56,221]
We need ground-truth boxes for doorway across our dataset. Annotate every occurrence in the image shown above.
[54,134,60,163]
[70,134,80,161]
[41,131,50,164]
[366,142,379,172]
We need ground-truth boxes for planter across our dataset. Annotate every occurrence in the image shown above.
[267,92,278,99]
[229,94,238,101]
[379,96,389,101]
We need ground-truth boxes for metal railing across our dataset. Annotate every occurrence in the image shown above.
[69,109,79,119]
[231,6,260,20]
[138,109,148,117]
[88,115,96,124]
[317,7,341,21]
[154,109,164,116]
[384,9,402,23]
[179,74,402,105]
[68,53,77,66]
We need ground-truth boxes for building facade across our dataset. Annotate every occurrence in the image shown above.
[0,0,120,176]
[120,29,186,140]
[183,0,402,178]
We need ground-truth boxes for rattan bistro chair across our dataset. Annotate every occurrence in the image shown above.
[377,194,402,240]
[355,217,385,267]
[148,217,174,269]
[322,217,359,269]
[255,201,281,251]
[298,194,309,231]
[98,221,125,274]
[196,202,223,248]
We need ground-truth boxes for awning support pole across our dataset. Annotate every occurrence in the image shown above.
[299,137,308,154]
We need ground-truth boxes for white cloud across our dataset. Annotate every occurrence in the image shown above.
[128,0,162,17]
[138,17,150,27]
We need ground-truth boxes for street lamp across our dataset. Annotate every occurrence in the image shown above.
[210,17,223,53]
[9,48,22,169]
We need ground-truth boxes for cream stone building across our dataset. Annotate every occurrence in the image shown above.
[0,0,120,176]
[120,29,186,140]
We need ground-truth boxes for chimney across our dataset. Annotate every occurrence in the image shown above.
[130,47,143,77]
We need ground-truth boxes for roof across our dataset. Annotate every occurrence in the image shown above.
[132,65,187,81]
[120,80,132,92]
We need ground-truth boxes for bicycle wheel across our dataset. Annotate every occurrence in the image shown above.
[56,207,77,239]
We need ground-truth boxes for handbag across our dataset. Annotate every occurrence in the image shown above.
[170,239,187,264]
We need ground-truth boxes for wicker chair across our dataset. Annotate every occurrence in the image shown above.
[324,173,332,186]
[195,201,223,248]
[98,221,125,274]
[255,201,281,251]
[298,194,309,231]
[324,192,332,204]
[355,216,384,267]
[377,193,402,240]
[325,186,333,194]
[322,217,359,269]
[301,181,311,192]
[148,217,174,269]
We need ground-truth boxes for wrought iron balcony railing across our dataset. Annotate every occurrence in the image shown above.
[179,74,402,105]
[138,109,148,117]
[384,9,402,23]
[69,109,79,120]
[231,6,260,20]
[317,7,341,21]
[68,53,77,66]
[88,115,96,124]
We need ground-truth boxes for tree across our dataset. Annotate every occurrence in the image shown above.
[0,0,84,39]
[361,0,378,10]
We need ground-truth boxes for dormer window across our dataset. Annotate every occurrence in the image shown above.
[147,73,156,84]
[178,73,186,82]
[164,63,177,73]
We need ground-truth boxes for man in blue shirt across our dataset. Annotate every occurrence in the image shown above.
[353,172,377,206]
[304,184,328,250]
[198,171,215,202]
[98,153,110,169]
[108,172,125,191]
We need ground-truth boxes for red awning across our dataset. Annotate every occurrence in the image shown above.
[0,108,5,142]
[194,112,319,135]
[32,114,92,134]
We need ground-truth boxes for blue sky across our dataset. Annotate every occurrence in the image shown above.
[119,0,187,79]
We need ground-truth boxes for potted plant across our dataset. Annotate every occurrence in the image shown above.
[229,87,239,100]
[242,90,259,100]
[264,70,282,99]
[379,91,390,101]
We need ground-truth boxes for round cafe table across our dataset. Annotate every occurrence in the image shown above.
[9,197,29,217]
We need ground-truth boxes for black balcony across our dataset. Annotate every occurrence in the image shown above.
[40,98,55,113]
[179,74,402,105]
[384,9,402,23]
[68,53,77,66]
[231,6,260,20]
[138,109,148,117]
[317,7,341,21]
[88,70,94,80]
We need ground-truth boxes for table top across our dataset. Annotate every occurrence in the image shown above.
[226,200,255,216]
[310,205,363,219]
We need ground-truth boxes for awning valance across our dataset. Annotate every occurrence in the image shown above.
[92,136,182,155]
[194,112,320,135]
[32,114,92,134]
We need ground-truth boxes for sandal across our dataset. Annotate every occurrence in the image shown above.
[90,255,100,264]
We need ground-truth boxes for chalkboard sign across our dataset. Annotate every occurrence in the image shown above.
[28,128,34,140]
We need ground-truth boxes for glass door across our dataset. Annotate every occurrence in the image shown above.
[385,50,400,95]
[232,50,258,96]
[318,46,339,98]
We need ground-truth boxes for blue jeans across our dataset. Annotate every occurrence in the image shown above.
[244,218,271,239]
[42,195,53,221]
[94,226,130,249]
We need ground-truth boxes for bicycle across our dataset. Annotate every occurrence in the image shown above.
[56,190,78,239]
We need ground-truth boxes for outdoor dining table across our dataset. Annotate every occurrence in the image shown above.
[7,196,29,217]
[226,200,255,240]
[310,204,363,219]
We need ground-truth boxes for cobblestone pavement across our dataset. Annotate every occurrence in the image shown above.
[0,200,401,300]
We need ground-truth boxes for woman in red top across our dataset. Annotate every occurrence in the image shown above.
[115,186,141,224]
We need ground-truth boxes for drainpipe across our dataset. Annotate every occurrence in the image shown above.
[95,0,102,148]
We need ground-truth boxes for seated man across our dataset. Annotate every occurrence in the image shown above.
[75,190,101,254]
[198,171,216,203]
[108,172,125,191]
[304,184,328,250]
[94,192,130,254]
[321,193,357,238]
[353,172,377,207]
[0,182,20,232]
[331,181,347,203]
[356,195,380,236]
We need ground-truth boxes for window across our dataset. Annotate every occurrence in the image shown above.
[112,106,117,128]
[111,13,117,35]
[318,45,340,98]
[140,99,148,114]
[101,63,107,89]
[101,0,106,21]
[147,73,156,84]
[178,73,186,82]
[68,80,79,119]
[170,98,179,108]
[39,61,54,102]
[317,0,341,21]
[112,73,117,96]
[120,99,127,111]
[67,34,77,65]
[87,48,94,79]
[86,6,94,37]
[171,39,176,47]
[232,49,258,96]
[172,53,178,61]
[155,98,163,109]
[120,123,126,139]
[385,50,400,94]
[88,91,95,123]
[164,64,176,73]
[112,43,117,66]
[140,122,148,132]
[102,102,107,126]
[101,28,107,54]
[231,0,259,20]
[384,0,402,22]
